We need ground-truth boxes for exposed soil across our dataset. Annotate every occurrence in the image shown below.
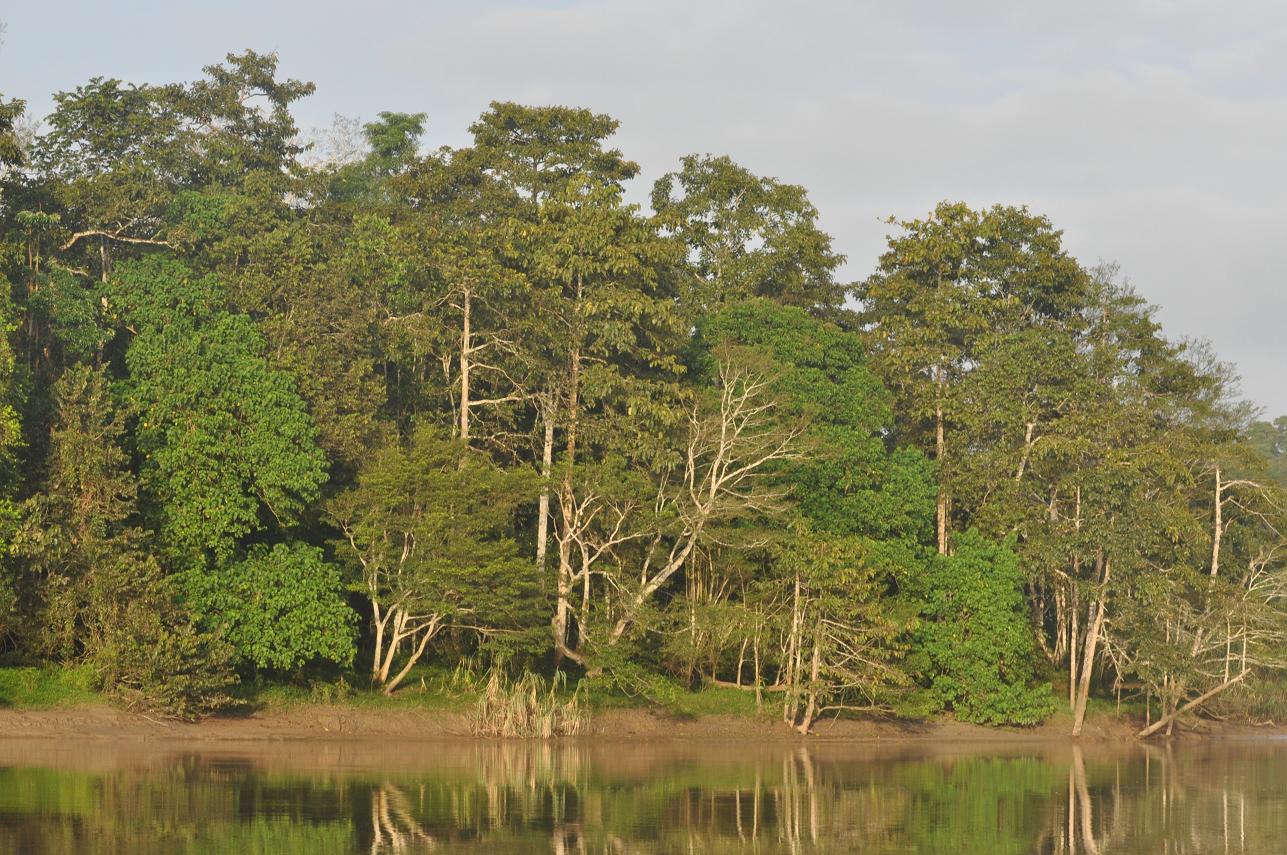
[0,702,1146,744]
[2,703,1281,780]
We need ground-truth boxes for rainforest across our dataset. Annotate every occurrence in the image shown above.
[1,50,1285,740]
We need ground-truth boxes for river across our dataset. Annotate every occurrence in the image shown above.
[0,737,1283,853]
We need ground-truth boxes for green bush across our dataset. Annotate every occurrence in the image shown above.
[71,552,240,719]
[92,596,239,720]
[914,530,1054,726]
[183,542,356,672]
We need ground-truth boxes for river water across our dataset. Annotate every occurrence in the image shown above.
[0,737,1283,853]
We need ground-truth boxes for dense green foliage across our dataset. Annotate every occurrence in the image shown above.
[182,543,355,672]
[112,257,327,564]
[914,531,1054,725]
[328,424,537,692]
[0,49,1282,729]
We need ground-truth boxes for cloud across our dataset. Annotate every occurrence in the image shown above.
[3,0,1284,411]
[378,0,1287,411]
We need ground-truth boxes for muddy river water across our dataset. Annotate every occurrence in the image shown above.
[0,736,1284,853]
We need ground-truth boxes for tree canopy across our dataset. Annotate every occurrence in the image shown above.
[0,50,1281,734]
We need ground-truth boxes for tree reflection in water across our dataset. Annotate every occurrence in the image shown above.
[0,738,1282,853]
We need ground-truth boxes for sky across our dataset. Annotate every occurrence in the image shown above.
[2,0,1284,415]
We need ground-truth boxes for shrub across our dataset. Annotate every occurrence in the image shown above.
[914,530,1054,726]
[76,553,236,718]
[92,592,239,720]
[183,542,357,672]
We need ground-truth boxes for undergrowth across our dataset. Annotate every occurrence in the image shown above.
[468,670,587,737]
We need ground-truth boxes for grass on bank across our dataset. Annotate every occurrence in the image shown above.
[583,676,770,718]
[14,658,1281,732]
[469,670,588,736]
[0,661,100,709]
[0,657,778,724]
[242,659,777,719]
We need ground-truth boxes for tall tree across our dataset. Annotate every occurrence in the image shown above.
[390,143,530,449]
[468,101,637,206]
[530,177,686,661]
[856,202,1090,554]
[329,424,536,693]
[1001,274,1234,735]
[12,364,237,714]
[694,300,934,731]
[13,364,140,655]
[1250,417,1287,486]
[35,77,183,273]
[465,101,644,594]
[652,154,845,313]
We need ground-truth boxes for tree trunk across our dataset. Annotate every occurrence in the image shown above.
[371,601,389,686]
[383,620,440,695]
[1071,556,1110,737]
[935,391,948,555]
[1054,584,1067,660]
[1137,670,1249,738]
[607,529,703,644]
[1210,465,1222,577]
[535,395,555,575]
[1015,421,1036,482]
[553,318,583,662]
[1069,582,1079,708]
[1068,487,1083,707]
[555,270,589,656]
[553,532,575,663]
[783,574,802,725]
[795,634,822,735]
[377,613,401,685]
[458,284,472,443]
[753,632,763,711]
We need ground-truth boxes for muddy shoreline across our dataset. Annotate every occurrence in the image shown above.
[1,703,1283,780]
[0,702,1197,746]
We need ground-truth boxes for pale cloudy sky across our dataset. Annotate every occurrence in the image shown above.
[2,1,1284,414]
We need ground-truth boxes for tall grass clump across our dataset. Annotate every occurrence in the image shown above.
[469,670,587,737]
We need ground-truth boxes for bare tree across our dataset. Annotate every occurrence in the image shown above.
[551,351,806,664]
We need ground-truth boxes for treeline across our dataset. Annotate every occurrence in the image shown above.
[0,52,1284,732]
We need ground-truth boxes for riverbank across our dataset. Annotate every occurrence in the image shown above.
[0,701,1150,744]
[3,663,1273,744]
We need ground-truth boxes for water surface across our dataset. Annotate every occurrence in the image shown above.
[0,736,1283,853]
